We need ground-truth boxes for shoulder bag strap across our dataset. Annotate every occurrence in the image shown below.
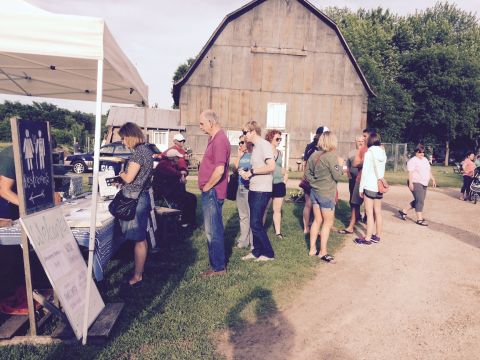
[304,151,327,178]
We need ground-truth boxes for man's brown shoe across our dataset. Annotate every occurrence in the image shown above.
[200,269,226,278]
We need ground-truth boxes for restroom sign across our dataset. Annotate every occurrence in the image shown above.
[11,118,55,214]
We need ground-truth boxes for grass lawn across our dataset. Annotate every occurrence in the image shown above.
[288,165,462,188]
[0,183,351,359]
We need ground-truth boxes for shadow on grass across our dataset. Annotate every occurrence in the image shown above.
[222,287,294,360]
[292,201,305,232]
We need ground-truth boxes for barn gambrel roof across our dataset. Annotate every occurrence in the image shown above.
[172,0,375,106]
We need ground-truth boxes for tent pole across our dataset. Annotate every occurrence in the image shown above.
[143,107,148,139]
[82,59,104,345]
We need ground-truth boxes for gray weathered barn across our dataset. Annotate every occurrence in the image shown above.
[172,0,374,168]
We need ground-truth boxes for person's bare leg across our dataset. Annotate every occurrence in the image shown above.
[373,199,383,238]
[364,197,375,240]
[344,205,358,232]
[318,208,335,257]
[130,240,147,285]
[303,193,312,233]
[401,205,414,214]
[415,211,423,221]
[309,205,322,255]
[272,197,284,235]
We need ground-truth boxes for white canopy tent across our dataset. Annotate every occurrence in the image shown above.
[0,0,148,344]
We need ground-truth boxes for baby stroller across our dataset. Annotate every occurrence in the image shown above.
[469,167,480,204]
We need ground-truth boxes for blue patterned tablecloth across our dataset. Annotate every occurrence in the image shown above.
[0,217,121,282]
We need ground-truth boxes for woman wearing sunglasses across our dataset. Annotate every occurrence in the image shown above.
[264,129,288,239]
[233,135,253,248]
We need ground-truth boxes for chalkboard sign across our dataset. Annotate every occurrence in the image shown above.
[19,207,105,340]
[13,119,55,214]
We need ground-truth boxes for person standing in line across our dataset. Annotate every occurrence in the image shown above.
[351,128,374,223]
[198,110,231,277]
[354,132,386,245]
[232,135,253,249]
[117,122,154,288]
[306,132,344,262]
[398,144,437,225]
[240,121,276,261]
[460,151,476,201]
[264,129,288,239]
[301,126,329,234]
[338,135,365,234]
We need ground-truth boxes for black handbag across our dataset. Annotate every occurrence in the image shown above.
[108,190,139,220]
[226,173,239,201]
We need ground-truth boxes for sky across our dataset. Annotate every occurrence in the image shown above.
[2,0,479,114]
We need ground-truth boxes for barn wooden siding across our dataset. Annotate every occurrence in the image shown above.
[175,0,372,165]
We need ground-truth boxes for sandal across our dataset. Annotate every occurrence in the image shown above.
[337,229,353,235]
[276,233,285,239]
[309,251,318,256]
[398,210,407,220]
[416,219,428,226]
[319,254,335,263]
[353,237,372,245]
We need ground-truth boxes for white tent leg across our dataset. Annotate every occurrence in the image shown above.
[82,59,104,345]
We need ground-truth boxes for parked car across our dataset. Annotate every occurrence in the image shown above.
[65,141,161,174]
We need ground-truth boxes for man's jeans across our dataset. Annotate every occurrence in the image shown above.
[201,188,225,271]
[248,190,274,258]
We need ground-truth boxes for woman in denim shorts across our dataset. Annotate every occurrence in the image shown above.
[305,132,345,263]
[117,122,153,288]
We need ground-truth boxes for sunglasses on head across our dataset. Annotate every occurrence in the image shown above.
[239,141,245,145]
[177,140,185,143]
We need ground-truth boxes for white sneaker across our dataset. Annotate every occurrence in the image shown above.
[241,253,256,260]
[255,255,274,262]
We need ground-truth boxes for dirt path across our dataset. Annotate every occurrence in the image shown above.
[219,183,480,360]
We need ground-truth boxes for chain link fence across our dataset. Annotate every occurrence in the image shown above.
[338,142,407,172]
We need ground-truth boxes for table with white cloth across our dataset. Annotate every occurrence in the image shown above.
[0,197,124,282]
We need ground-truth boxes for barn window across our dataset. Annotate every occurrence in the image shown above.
[153,131,168,151]
[267,103,287,129]
[227,130,243,145]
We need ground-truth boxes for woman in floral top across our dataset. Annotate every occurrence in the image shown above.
[118,122,153,288]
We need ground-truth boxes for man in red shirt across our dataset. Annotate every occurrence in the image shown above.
[198,109,231,277]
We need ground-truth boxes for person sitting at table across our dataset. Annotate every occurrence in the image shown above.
[152,149,197,228]
[0,146,50,299]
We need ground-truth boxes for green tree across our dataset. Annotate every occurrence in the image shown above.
[171,57,196,108]
[325,7,414,142]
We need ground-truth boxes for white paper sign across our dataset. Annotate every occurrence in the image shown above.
[19,207,105,340]
[98,169,120,198]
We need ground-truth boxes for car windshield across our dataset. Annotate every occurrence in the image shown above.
[100,145,114,154]
[114,144,132,155]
